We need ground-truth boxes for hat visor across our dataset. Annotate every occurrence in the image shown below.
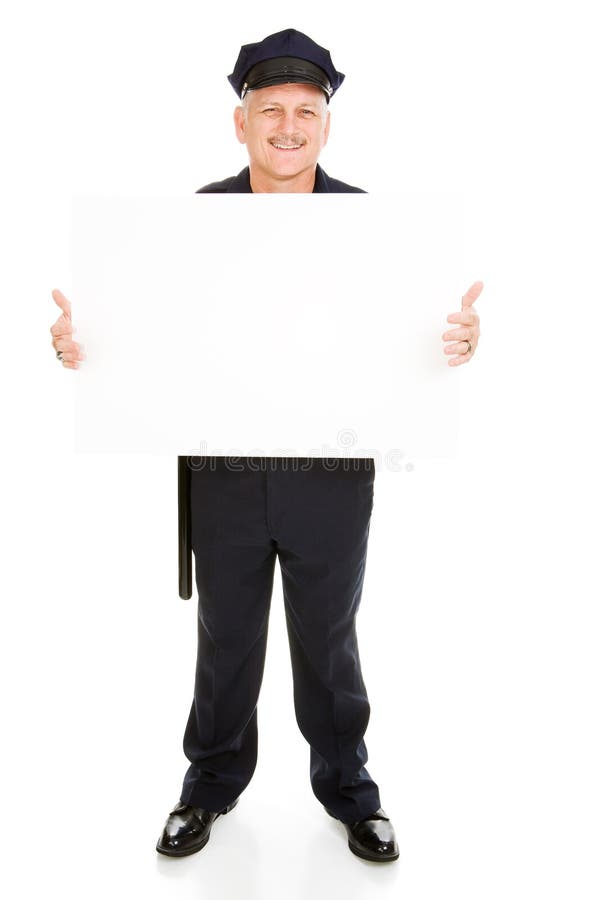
[243,73,331,101]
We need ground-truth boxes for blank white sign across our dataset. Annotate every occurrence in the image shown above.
[71,193,464,462]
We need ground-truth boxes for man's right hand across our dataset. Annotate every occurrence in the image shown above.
[50,289,85,369]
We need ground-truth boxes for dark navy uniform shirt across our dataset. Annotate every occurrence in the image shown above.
[196,163,366,193]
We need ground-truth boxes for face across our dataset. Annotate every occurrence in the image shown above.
[233,82,331,185]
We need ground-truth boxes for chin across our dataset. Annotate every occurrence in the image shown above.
[268,154,312,175]
[272,161,306,176]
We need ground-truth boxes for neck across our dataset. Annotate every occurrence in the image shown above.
[248,163,317,193]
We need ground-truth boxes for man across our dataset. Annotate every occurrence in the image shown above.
[50,28,482,863]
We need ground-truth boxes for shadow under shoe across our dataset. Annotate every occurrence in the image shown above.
[156,797,239,857]
[325,806,399,862]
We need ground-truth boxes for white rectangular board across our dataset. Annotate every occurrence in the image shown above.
[71,193,464,463]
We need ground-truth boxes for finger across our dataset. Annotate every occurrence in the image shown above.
[50,318,73,338]
[52,336,76,350]
[50,322,77,339]
[61,359,79,369]
[57,349,85,362]
[448,351,472,366]
[444,340,470,355]
[52,288,72,319]
[446,309,479,324]
[442,326,471,341]
[461,280,484,309]
[55,339,85,360]
[53,337,84,354]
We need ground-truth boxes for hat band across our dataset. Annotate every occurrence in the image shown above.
[241,56,333,101]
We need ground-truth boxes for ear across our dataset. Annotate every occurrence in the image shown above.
[323,109,331,147]
[233,105,247,144]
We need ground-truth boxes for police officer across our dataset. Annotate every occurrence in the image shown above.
[49,27,482,864]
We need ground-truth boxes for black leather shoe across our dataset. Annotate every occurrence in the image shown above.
[156,797,239,857]
[326,806,399,862]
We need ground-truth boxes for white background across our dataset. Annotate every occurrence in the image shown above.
[1,1,599,898]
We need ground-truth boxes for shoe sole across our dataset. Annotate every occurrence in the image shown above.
[347,840,399,863]
[155,797,239,857]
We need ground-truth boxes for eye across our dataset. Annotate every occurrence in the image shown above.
[300,108,315,116]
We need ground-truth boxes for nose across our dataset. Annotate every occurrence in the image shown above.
[279,110,297,134]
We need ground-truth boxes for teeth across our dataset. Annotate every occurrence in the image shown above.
[271,143,301,149]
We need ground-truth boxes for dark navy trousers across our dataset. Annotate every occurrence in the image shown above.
[179,456,381,824]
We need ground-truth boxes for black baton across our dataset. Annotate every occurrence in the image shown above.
[178,455,192,599]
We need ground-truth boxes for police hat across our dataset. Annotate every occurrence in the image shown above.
[228,28,345,104]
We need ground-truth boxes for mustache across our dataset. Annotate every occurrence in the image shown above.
[268,135,307,146]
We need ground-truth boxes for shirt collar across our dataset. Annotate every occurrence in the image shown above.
[225,163,330,193]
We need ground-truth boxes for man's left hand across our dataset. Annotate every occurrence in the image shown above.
[442,281,484,366]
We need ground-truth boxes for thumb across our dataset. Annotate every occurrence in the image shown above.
[461,280,484,309]
[52,288,72,319]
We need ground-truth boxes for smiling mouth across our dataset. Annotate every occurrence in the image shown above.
[269,142,304,151]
